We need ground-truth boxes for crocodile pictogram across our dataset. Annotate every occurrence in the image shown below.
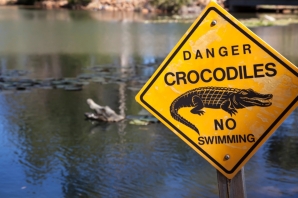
[170,86,273,135]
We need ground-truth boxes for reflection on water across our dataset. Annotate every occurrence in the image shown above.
[0,6,297,198]
[246,109,298,198]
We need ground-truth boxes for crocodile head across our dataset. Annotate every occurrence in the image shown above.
[235,88,273,107]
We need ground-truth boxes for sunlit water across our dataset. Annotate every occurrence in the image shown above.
[0,6,297,198]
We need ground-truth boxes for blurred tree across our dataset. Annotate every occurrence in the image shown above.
[16,0,37,5]
[14,0,92,7]
[67,0,91,7]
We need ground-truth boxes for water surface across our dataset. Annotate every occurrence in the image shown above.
[0,6,297,198]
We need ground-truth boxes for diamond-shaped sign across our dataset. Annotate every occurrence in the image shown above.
[135,0,298,179]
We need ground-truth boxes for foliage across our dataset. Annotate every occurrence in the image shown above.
[16,0,37,5]
[67,0,91,7]
[15,0,194,11]
[149,0,195,13]
[15,0,91,6]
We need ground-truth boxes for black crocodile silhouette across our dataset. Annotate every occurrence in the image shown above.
[170,86,273,135]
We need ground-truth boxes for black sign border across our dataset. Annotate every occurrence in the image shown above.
[140,6,298,174]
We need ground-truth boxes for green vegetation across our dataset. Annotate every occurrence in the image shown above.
[15,0,91,6]
[149,0,195,13]
[16,0,36,5]
[67,0,91,7]
[14,0,194,10]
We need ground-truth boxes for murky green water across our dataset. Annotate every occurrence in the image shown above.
[0,6,297,198]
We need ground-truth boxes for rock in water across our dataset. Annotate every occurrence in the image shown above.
[85,99,124,122]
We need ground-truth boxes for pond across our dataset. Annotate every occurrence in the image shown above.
[0,6,297,198]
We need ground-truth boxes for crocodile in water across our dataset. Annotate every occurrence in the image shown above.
[170,86,273,135]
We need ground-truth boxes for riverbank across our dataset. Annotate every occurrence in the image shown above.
[1,3,298,28]
[85,0,225,13]
[2,0,298,15]
[1,0,226,13]
[143,13,298,28]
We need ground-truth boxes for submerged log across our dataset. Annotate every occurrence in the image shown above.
[85,99,124,122]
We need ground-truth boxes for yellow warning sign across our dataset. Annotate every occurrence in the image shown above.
[135,0,298,179]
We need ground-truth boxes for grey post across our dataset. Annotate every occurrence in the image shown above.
[217,167,247,198]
